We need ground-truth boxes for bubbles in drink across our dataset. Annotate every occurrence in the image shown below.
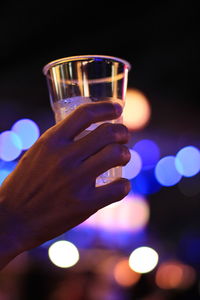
[53,97,93,123]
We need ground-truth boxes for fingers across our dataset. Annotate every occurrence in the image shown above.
[92,178,131,210]
[55,101,123,141]
[78,143,131,181]
[75,123,130,161]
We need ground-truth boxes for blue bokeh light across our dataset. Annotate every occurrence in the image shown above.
[175,146,200,177]
[0,131,22,161]
[65,227,97,249]
[133,139,160,170]
[11,118,40,150]
[0,160,17,185]
[0,169,10,185]
[132,169,162,195]
[155,156,182,187]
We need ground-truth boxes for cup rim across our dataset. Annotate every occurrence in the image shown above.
[43,54,131,75]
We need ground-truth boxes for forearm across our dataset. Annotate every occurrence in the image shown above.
[0,192,24,270]
[0,235,20,270]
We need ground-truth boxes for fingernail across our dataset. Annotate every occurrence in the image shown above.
[113,102,123,116]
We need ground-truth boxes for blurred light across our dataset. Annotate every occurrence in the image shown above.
[123,89,151,130]
[155,156,182,186]
[114,258,141,287]
[117,195,150,231]
[0,169,10,185]
[48,240,79,268]
[129,246,159,273]
[122,149,142,179]
[84,194,150,232]
[91,250,120,276]
[0,159,17,170]
[0,160,17,185]
[133,139,160,170]
[175,146,200,177]
[0,131,22,161]
[12,118,40,150]
[155,261,196,290]
[64,227,96,249]
[178,174,200,197]
[132,169,162,195]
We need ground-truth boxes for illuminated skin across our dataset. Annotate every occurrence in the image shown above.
[0,101,131,270]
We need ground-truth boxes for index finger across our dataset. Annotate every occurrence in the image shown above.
[55,101,123,140]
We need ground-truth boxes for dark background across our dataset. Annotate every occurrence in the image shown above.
[1,0,199,132]
[0,1,200,299]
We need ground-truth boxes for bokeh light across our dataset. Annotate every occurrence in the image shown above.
[11,118,40,150]
[116,195,150,231]
[155,156,182,187]
[114,258,141,287]
[175,146,200,177]
[155,260,196,290]
[48,240,79,268]
[122,149,142,179]
[0,169,10,185]
[133,139,160,170]
[129,246,159,274]
[0,160,17,185]
[132,169,162,195]
[84,194,150,232]
[123,88,151,130]
[0,131,22,161]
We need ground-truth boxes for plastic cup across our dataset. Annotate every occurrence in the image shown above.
[43,55,131,186]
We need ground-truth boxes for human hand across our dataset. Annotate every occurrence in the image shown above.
[0,101,131,268]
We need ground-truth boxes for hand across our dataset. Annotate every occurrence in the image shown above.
[0,101,131,268]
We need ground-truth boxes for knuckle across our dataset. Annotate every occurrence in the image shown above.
[108,144,130,163]
[100,123,129,142]
[39,128,60,150]
[100,123,116,139]
[36,130,52,148]
[113,124,129,139]
[108,143,122,156]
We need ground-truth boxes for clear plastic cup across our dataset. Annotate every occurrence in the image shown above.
[43,55,131,186]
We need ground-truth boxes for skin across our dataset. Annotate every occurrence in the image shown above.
[0,101,131,270]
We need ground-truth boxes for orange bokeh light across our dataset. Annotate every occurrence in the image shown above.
[114,258,141,287]
[123,88,151,130]
[155,260,196,290]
